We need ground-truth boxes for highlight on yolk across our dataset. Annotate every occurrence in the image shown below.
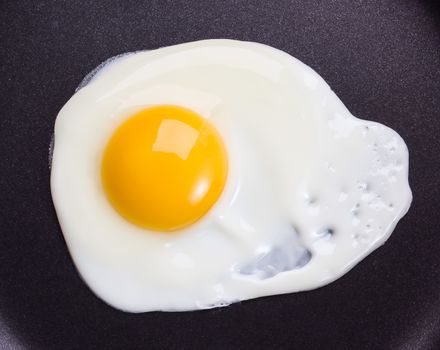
[101,105,228,232]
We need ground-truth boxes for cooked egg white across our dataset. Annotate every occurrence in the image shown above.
[50,39,412,312]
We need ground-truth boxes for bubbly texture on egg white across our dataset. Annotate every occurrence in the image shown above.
[50,39,411,312]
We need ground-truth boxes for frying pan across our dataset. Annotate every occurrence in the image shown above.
[1,1,439,349]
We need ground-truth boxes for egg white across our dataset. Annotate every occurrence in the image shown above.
[51,39,411,312]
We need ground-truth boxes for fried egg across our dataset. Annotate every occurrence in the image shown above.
[50,39,412,312]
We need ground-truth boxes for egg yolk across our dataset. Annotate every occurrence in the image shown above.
[101,105,228,232]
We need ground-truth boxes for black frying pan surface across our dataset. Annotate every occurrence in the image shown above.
[1,1,440,349]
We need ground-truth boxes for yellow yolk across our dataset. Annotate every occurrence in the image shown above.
[101,105,228,231]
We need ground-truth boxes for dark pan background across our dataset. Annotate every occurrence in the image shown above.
[1,1,440,349]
